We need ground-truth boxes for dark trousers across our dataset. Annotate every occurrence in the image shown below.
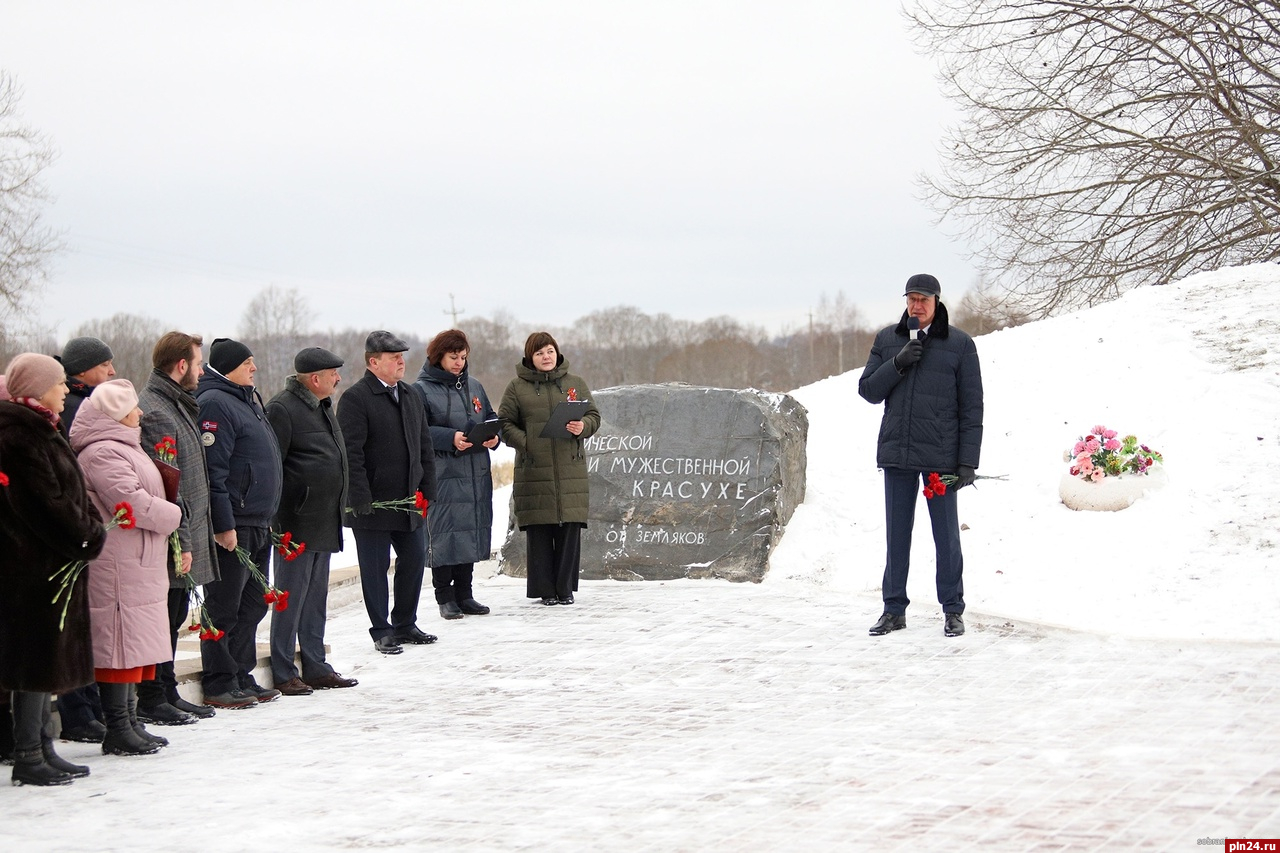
[201,526,271,695]
[882,467,965,616]
[354,527,426,640]
[525,523,581,599]
[270,549,335,684]
[431,562,475,604]
[138,586,193,707]
[54,683,101,730]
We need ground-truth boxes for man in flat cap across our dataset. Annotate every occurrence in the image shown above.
[858,274,984,639]
[264,348,358,695]
[196,338,283,707]
[337,331,439,655]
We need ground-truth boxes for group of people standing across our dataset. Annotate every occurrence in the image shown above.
[0,325,600,787]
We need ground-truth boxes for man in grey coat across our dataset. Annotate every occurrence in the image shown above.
[136,332,221,723]
[265,347,358,695]
[858,274,984,638]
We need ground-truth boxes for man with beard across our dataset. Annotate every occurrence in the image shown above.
[135,332,221,724]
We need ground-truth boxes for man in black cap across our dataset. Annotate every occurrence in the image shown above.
[337,331,439,655]
[858,274,984,638]
[196,338,283,707]
[52,335,116,742]
[264,348,358,695]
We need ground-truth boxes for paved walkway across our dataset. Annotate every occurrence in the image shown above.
[5,576,1278,851]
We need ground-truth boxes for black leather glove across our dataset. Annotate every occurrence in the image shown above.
[351,502,374,517]
[892,339,924,371]
[954,465,977,489]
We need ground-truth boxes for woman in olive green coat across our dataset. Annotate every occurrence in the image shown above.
[499,332,601,605]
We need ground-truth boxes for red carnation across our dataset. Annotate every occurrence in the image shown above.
[0,472,9,487]
[934,482,947,496]
[264,590,278,605]
[923,486,935,499]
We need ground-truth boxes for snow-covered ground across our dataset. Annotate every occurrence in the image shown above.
[4,265,1278,849]
[770,262,1280,642]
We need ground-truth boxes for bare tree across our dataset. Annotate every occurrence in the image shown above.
[907,1,1280,315]
[238,285,312,398]
[0,71,59,315]
[951,274,1033,337]
[71,313,168,389]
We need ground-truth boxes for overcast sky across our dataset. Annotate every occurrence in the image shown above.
[1,1,970,346]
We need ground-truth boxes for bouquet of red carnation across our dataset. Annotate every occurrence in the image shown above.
[922,471,1007,500]
[352,491,429,519]
[234,546,289,612]
[184,575,224,641]
[50,502,136,630]
[273,530,306,561]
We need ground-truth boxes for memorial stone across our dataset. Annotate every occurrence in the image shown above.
[500,383,807,583]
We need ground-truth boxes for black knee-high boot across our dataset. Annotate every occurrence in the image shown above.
[39,697,89,778]
[10,691,73,786]
[100,683,160,757]
[126,684,168,748]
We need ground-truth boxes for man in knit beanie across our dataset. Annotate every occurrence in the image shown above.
[58,336,115,430]
[50,337,116,742]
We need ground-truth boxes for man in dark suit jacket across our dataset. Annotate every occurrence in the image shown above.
[265,347,358,695]
[337,331,439,655]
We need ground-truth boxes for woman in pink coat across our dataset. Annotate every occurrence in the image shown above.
[69,379,181,757]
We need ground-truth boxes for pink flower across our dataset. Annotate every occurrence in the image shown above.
[1102,429,1118,439]
[1073,441,1086,455]
[1084,439,1101,454]
[1090,469,1105,482]
[1091,425,1107,435]
[1076,456,1093,472]
[1104,439,1122,451]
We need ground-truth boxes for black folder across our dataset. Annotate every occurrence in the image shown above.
[539,400,591,439]
[465,418,502,446]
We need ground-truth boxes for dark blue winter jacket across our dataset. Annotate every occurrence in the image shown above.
[196,369,283,532]
[858,302,983,473]
[413,363,497,567]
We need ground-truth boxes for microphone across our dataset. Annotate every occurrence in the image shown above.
[907,317,920,341]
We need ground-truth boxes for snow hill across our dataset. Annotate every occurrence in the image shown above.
[768,263,1280,643]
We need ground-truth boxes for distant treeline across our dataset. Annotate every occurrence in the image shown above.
[1,284,1023,402]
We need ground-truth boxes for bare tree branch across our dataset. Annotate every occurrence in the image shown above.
[0,71,59,314]
[907,0,1280,314]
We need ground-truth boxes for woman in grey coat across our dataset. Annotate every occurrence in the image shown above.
[413,329,500,619]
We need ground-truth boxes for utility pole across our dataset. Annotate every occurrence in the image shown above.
[444,293,465,327]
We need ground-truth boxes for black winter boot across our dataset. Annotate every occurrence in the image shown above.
[100,684,160,757]
[126,685,168,748]
[41,737,90,779]
[11,748,73,787]
[39,698,88,777]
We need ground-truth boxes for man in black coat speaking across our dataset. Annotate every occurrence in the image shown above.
[858,274,984,638]
[265,347,358,695]
[337,331,439,655]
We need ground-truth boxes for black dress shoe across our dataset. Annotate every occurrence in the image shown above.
[540,597,558,606]
[557,594,574,605]
[374,636,404,655]
[171,697,216,718]
[137,702,198,726]
[458,598,490,615]
[944,613,965,637]
[439,601,464,620]
[393,626,438,645]
[59,720,107,743]
[868,612,907,636]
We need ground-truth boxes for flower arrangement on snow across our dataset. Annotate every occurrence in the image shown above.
[1064,425,1163,482]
